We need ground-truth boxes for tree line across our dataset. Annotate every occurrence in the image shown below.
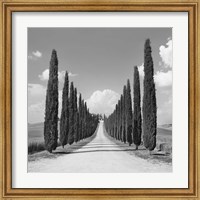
[104,39,157,152]
[44,50,99,153]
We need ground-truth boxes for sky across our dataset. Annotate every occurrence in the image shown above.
[28,28,172,125]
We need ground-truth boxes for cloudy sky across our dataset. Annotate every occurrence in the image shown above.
[28,28,172,125]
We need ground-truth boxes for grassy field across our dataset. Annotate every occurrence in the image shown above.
[157,127,172,142]
[28,122,62,154]
[28,122,44,144]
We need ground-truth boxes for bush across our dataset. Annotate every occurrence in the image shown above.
[157,143,172,154]
[28,141,62,154]
[28,142,45,154]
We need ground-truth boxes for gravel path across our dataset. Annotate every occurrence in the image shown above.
[28,121,172,173]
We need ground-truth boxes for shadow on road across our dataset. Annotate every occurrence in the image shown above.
[28,124,99,162]
[53,148,143,155]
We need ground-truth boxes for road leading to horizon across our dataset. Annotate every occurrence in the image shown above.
[28,121,172,173]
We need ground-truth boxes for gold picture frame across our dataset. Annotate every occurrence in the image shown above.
[0,0,199,199]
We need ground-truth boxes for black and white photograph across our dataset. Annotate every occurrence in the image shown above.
[28,28,172,173]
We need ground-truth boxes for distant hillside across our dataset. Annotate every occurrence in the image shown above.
[157,127,172,137]
[28,122,60,144]
[158,124,172,131]
[28,122,44,129]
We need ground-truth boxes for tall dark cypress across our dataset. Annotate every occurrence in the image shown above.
[60,71,69,148]
[142,39,157,152]
[114,104,118,139]
[78,94,83,141]
[68,82,75,145]
[133,66,142,150]
[117,100,120,140]
[82,100,86,139]
[120,95,123,142]
[44,49,59,153]
[122,85,127,143]
[126,79,133,146]
[74,88,79,143]
[84,102,88,138]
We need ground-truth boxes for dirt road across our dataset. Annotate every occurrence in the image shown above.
[28,121,172,173]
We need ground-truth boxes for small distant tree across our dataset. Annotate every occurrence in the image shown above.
[133,66,142,150]
[68,82,75,145]
[126,79,133,146]
[142,39,157,152]
[60,71,69,148]
[44,49,59,153]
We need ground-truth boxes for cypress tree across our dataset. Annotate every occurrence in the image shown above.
[60,71,69,148]
[75,112,79,142]
[142,39,157,152]
[74,88,79,143]
[133,66,142,150]
[122,85,127,143]
[82,100,86,139]
[120,95,123,142]
[44,49,59,153]
[87,108,90,137]
[78,94,83,141]
[114,104,118,139]
[84,103,88,138]
[126,79,133,146]
[117,100,120,140]
[68,82,75,145]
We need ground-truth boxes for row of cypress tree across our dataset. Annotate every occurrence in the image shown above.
[44,49,99,153]
[60,71,99,148]
[104,39,157,152]
[104,75,141,148]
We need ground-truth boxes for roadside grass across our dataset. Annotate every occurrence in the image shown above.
[28,124,99,162]
[103,126,172,164]
[28,141,61,155]
[133,149,172,164]
[28,142,45,154]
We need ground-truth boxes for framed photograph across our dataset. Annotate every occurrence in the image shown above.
[0,0,199,199]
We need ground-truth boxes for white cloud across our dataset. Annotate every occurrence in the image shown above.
[160,89,171,95]
[28,87,63,123]
[159,39,172,68]
[137,61,172,88]
[157,95,172,125]
[69,72,78,77]
[138,63,144,77]
[28,55,34,60]
[28,101,45,113]
[38,69,49,81]
[38,69,64,82]
[39,69,77,82]
[86,89,120,116]
[28,84,46,97]
[28,84,46,122]
[154,70,172,87]
[32,50,42,58]
[28,50,42,60]
[58,71,65,82]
